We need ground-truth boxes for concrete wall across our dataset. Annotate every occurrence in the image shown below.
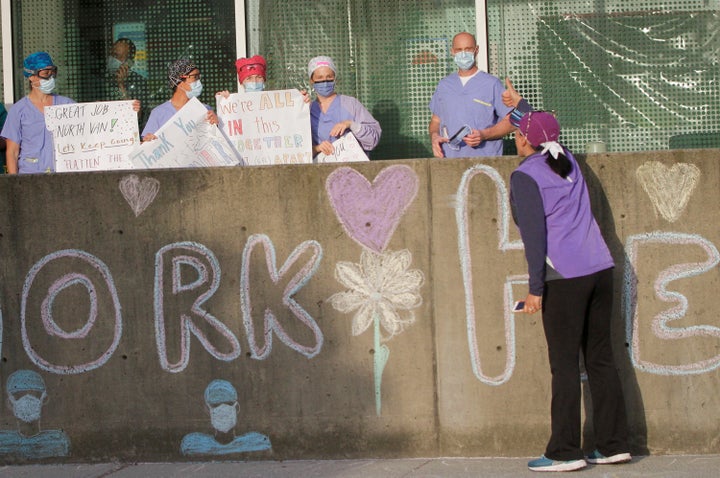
[0,151,718,463]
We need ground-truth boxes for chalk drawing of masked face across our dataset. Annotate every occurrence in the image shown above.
[0,369,71,459]
[210,402,239,434]
[180,378,272,456]
[6,370,48,424]
[9,393,46,423]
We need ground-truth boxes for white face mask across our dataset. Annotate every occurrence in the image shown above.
[10,393,45,423]
[210,403,237,433]
[37,77,56,94]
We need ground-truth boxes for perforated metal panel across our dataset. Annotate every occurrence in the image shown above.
[250,0,476,159]
[6,1,718,156]
[490,0,720,152]
[11,0,237,132]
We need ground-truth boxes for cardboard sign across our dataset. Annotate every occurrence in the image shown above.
[128,98,242,169]
[216,90,312,166]
[314,132,369,163]
[46,101,140,172]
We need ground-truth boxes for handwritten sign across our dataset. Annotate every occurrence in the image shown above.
[46,101,139,172]
[216,90,312,166]
[315,132,369,163]
[128,98,242,169]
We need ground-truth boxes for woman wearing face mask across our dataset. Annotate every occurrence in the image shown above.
[308,56,381,158]
[216,55,310,103]
[141,58,218,142]
[1,52,76,174]
[236,55,267,92]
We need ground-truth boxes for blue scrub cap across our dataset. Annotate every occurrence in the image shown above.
[7,370,46,394]
[23,51,55,78]
[204,379,237,405]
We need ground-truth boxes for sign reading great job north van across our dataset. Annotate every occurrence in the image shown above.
[128,97,242,169]
[216,89,312,166]
[46,100,139,172]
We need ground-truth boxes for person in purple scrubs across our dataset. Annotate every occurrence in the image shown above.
[428,32,514,158]
[1,52,75,174]
[505,81,631,472]
[308,56,381,158]
[142,59,218,141]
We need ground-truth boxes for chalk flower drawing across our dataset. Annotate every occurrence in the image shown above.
[325,165,422,416]
[330,249,424,339]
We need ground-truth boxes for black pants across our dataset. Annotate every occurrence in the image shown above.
[542,268,629,461]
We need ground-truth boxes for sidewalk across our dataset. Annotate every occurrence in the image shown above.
[1,455,719,478]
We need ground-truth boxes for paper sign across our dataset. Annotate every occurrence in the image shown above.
[314,132,369,163]
[128,98,242,169]
[216,89,312,166]
[46,101,140,172]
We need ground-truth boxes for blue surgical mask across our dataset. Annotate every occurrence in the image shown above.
[244,81,265,92]
[313,80,335,97]
[185,80,203,99]
[38,77,56,94]
[454,51,475,71]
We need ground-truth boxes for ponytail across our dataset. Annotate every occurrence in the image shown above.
[545,149,572,178]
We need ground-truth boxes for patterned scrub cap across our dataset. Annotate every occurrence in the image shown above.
[168,58,198,88]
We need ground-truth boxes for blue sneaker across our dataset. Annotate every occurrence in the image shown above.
[528,455,587,472]
[586,449,632,464]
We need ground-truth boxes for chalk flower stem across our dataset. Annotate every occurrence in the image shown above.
[329,249,423,415]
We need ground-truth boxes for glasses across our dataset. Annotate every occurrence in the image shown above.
[37,67,58,79]
[183,73,201,82]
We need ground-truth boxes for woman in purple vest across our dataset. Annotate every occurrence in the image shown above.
[505,82,631,472]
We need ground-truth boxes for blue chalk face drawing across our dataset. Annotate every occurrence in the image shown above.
[0,370,70,459]
[180,379,271,456]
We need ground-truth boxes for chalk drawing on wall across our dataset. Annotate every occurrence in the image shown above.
[22,250,123,374]
[240,234,324,360]
[455,164,524,386]
[155,242,242,373]
[181,379,271,456]
[0,370,70,459]
[623,232,720,375]
[326,165,423,416]
[325,165,419,254]
[636,161,700,223]
[119,174,160,217]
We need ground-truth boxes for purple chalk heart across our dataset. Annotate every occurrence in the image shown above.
[326,165,419,253]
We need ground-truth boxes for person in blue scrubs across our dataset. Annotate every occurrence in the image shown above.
[180,379,271,456]
[308,56,381,158]
[1,52,75,174]
[428,32,514,158]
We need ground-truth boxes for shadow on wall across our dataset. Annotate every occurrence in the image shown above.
[577,154,649,456]
[371,100,431,160]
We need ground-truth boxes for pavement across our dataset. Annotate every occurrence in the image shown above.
[0,455,719,477]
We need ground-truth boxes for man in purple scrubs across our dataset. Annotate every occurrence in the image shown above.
[428,32,514,158]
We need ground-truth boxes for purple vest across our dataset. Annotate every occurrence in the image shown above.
[515,150,614,279]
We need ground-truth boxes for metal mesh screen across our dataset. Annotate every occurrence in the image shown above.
[6,1,719,157]
[10,0,237,133]
[250,0,476,159]
[490,0,720,152]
